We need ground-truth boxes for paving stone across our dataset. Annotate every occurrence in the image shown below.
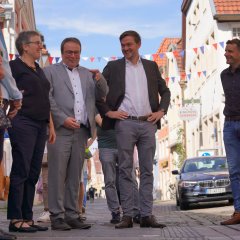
[0,199,240,239]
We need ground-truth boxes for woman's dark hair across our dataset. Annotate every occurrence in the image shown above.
[15,31,40,56]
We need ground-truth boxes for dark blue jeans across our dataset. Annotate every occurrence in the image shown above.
[7,115,47,220]
[223,120,240,212]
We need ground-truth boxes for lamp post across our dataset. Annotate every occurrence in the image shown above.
[179,79,187,156]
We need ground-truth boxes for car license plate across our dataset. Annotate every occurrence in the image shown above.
[206,188,226,194]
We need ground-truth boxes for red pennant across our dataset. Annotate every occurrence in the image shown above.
[9,54,14,60]
[48,56,54,64]
[90,57,95,62]
[213,43,218,50]
[111,56,117,60]
[193,48,198,54]
[181,72,186,79]
[173,50,179,57]
[152,54,158,61]
[165,77,169,85]
[197,72,201,77]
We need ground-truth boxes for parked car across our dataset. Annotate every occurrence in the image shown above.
[172,156,233,210]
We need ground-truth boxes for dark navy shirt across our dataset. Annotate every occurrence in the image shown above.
[221,66,240,117]
[97,126,117,149]
[10,58,50,121]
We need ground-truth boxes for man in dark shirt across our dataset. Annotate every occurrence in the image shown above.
[220,38,240,225]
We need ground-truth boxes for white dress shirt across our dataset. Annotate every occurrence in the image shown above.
[118,58,152,116]
[65,66,88,125]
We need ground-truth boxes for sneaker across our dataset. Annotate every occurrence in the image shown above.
[37,210,50,223]
[221,212,240,225]
[110,211,121,224]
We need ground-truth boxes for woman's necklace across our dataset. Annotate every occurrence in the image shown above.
[20,57,37,71]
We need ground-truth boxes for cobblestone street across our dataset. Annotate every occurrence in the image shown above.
[1,198,240,240]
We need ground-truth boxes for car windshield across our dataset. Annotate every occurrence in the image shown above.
[182,157,228,173]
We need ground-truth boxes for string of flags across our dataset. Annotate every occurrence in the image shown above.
[8,40,226,63]
[8,41,226,82]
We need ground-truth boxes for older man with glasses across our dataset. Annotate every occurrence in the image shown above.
[44,37,107,231]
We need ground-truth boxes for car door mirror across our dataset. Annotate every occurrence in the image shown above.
[172,170,179,175]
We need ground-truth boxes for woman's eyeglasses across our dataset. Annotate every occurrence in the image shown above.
[26,41,43,46]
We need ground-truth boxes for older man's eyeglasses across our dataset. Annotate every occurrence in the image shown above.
[64,50,80,56]
[26,41,43,46]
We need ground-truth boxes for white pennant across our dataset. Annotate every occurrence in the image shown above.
[81,57,89,61]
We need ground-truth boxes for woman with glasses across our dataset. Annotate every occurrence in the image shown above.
[7,31,55,233]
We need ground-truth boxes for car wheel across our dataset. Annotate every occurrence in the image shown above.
[179,200,189,210]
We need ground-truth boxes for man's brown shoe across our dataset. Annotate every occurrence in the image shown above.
[221,212,240,225]
[115,216,133,229]
[140,215,166,228]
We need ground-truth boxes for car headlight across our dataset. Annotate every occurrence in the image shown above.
[180,181,197,188]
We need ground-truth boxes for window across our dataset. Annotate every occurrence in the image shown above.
[233,28,240,39]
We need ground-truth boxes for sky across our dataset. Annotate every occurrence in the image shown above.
[33,0,182,70]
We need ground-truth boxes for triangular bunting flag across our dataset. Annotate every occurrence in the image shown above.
[41,55,48,66]
[187,74,191,80]
[15,54,19,59]
[202,70,207,77]
[152,54,158,61]
[82,57,89,61]
[173,50,179,58]
[103,57,109,62]
[171,77,175,83]
[159,53,165,59]
[165,77,169,86]
[9,53,14,60]
[200,46,205,54]
[48,56,54,64]
[55,57,60,63]
[219,41,225,49]
[181,72,186,79]
[144,54,151,60]
[180,50,185,58]
[111,56,117,60]
[197,72,201,77]
[165,52,173,59]
[193,48,198,54]
[97,57,102,62]
[213,43,218,50]
[205,45,211,51]
[90,57,95,62]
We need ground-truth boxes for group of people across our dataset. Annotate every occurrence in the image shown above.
[0,28,239,239]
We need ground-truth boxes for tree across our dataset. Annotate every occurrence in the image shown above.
[174,128,186,169]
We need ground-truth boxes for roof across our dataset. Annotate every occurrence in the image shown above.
[155,38,184,78]
[213,0,240,14]
[155,38,179,68]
